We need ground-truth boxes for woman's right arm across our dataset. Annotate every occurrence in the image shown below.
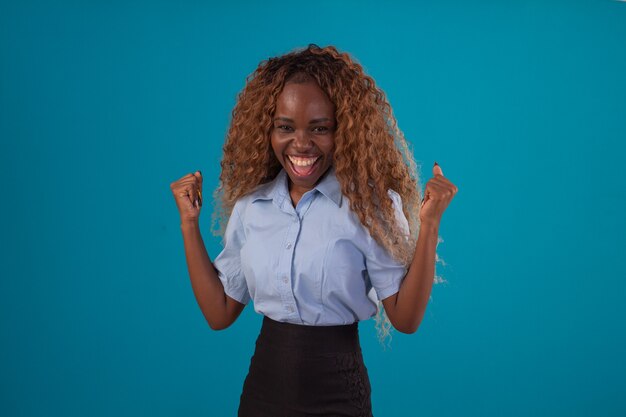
[180,220,246,330]
[171,170,245,331]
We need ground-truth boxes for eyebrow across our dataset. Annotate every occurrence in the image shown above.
[273,117,333,124]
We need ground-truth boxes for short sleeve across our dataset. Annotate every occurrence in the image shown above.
[388,189,410,238]
[365,190,410,302]
[212,203,251,305]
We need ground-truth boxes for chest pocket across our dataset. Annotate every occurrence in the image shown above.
[240,228,281,301]
[322,238,368,306]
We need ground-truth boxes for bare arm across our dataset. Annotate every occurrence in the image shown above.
[382,221,439,334]
[181,220,245,330]
[382,162,457,334]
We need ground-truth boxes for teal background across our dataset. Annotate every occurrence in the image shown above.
[2,0,625,416]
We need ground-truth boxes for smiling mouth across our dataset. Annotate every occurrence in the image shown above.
[287,155,322,177]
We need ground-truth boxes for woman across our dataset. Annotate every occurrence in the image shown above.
[170,44,458,417]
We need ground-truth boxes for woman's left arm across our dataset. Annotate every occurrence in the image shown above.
[382,162,458,334]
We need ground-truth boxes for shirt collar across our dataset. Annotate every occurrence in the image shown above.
[314,166,342,206]
[251,166,342,207]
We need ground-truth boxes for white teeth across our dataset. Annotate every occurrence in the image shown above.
[288,155,319,167]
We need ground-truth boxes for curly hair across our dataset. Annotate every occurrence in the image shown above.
[212,44,427,347]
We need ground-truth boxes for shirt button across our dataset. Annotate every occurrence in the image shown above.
[286,243,292,249]
[282,276,288,283]
[286,306,294,312]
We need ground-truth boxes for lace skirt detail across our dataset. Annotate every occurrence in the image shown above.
[238,315,373,417]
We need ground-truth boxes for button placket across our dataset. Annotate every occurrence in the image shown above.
[277,213,300,319]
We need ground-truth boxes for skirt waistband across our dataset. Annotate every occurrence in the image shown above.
[256,315,361,354]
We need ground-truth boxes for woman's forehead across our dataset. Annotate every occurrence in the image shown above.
[275,82,335,115]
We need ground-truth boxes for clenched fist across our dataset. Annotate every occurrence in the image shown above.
[419,162,458,226]
[170,170,203,224]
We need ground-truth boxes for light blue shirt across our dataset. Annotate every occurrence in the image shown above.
[213,166,409,326]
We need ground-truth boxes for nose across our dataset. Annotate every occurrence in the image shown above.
[292,129,314,150]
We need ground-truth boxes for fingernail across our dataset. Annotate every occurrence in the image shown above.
[434,161,439,166]
[199,170,202,176]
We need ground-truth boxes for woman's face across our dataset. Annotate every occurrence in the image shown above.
[271,80,336,193]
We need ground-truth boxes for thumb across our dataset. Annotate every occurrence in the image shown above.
[194,170,203,207]
[194,170,203,187]
[433,161,443,177]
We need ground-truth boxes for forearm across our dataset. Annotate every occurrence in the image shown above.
[394,221,440,333]
[180,220,229,329]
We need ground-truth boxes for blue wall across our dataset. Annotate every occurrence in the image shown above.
[1,1,625,416]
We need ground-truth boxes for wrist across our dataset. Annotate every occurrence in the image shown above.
[419,220,440,232]
[180,219,200,230]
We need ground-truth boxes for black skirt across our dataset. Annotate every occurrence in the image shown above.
[238,315,373,417]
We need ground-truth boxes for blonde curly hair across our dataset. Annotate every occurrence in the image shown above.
[212,44,428,347]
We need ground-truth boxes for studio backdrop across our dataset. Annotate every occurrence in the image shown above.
[1,1,625,416]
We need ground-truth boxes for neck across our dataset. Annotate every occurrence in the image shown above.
[288,183,311,207]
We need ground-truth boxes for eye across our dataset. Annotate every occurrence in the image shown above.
[312,126,330,133]
[276,125,293,132]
